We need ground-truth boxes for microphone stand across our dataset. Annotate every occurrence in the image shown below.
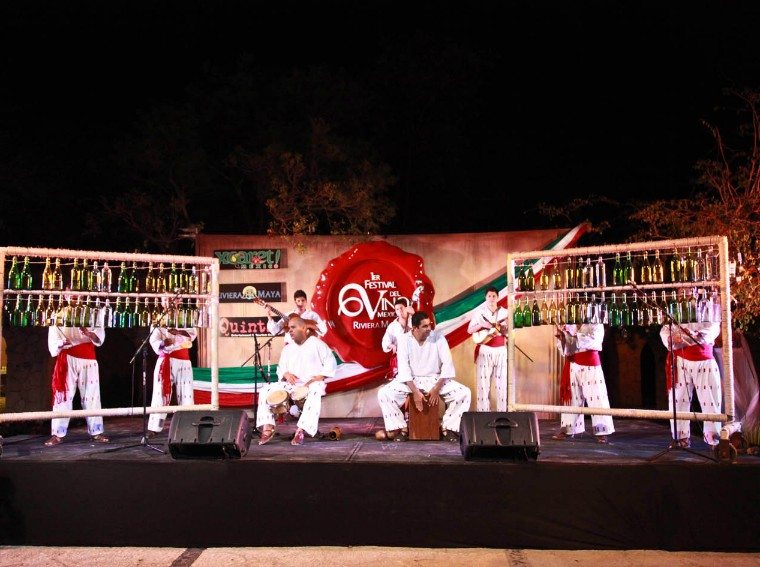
[241,328,275,438]
[625,281,716,462]
[104,289,185,455]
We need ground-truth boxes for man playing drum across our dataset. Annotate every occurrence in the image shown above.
[257,316,337,446]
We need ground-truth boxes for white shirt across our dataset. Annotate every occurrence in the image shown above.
[556,323,604,356]
[660,322,720,351]
[381,318,410,353]
[267,308,328,344]
[48,325,105,357]
[396,329,456,383]
[466,304,509,334]
[149,327,198,356]
[276,335,337,386]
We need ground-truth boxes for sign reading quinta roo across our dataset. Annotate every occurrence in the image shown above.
[312,241,435,370]
[219,316,270,338]
[214,249,283,270]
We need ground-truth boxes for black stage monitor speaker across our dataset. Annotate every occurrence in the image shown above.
[460,411,540,461]
[168,410,251,459]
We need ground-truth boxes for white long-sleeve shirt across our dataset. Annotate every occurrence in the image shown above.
[466,304,509,334]
[556,323,604,356]
[381,319,409,353]
[48,325,105,357]
[660,322,720,351]
[149,327,198,356]
[396,330,456,383]
[276,335,337,386]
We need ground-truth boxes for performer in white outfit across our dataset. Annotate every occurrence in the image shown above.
[266,289,327,345]
[377,311,471,440]
[466,286,508,411]
[257,316,337,446]
[381,298,414,379]
[147,323,197,436]
[553,323,614,443]
[660,321,722,447]
[45,300,109,446]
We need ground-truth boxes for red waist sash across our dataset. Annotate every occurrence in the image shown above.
[52,342,97,404]
[560,350,601,405]
[666,343,714,389]
[473,334,507,362]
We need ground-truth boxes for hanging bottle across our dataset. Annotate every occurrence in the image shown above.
[114,298,125,328]
[42,257,53,290]
[683,247,696,282]
[144,262,156,293]
[201,266,211,294]
[623,251,634,285]
[588,293,598,324]
[598,292,609,325]
[129,261,139,294]
[608,292,621,328]
[516,264,525,292]
[6,256,21,290]
[694,248,705,282]
[552,259,563,290]
[81,296,94,328]
[669,248,682,284]
[639,251,652,284]
[595,255,607,289]
[102,298,114,328]
[101,261,113,292]
[512,299,523,329]
[92,297,103,327]
[43,295,56,327]
[10,294,23,326]
[92,261,102,292]
[18,256,32,289]
[188,266,199,294]
[531,298,541,326]
[168,263,180,293]
[117,261,129,293]
[179,263,189,291]
[669,290,682,323]
[703,246,715,281]
[82,259,94,292]
[51,258,64,290]
[579,292,589,323]
[131,296,140,327]
[152,297,163,327]
[70,258,82,291]
[521,298,532,328]
[548,295,558,325]
[556,294,566,325]
[612,253,624,286]
[620,292,632,326]
[575,257,585,289]
[539,264,550,292]
[564,256,575,289]
[582,257,593,288]
[652,250,665,284]
[539,296,549,325]
[524,263,535,292]
[139,297,151,327]
[565,293,577,325]
[156,263,167,294]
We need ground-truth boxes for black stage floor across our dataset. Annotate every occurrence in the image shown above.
[0,416,758,551]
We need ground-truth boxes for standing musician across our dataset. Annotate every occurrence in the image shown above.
[552,323,614,443]
[257,316,337,446]
[467,286,508,411]
[377,311,471,441]
[381,298,415,379]
[660,321,722,447]
[45,293,109,446]
[266,289,327,344]
[146,297,197,438]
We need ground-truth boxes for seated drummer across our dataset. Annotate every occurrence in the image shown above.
[376,311,471,441]
[257,316,337,446]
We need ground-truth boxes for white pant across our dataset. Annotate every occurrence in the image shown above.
[148,358,195,433]
[560,363,615,436]
[669,357,722,445]
[377,376,471,433]
[51,356,104,438]
[256,381,326,437]
[475,344,507,412]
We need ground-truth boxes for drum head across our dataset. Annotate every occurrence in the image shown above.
[291,386,309,401]
[267,389,289,405]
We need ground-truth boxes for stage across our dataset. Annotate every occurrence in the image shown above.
[0,416,758,551]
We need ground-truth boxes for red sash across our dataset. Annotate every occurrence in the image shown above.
[560,350,600,405]
[665,343,714,390]
[52,342,97,404]
[387,354,398,379]
[159,349,191,405]
[473,334,507,362]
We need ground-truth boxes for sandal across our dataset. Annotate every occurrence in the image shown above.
[552,431,569,440]
[44,435,62,447]
[596,435,609,444]
[676,438,691,448]
[258,428,275,446]
[91,434,110,443]
[291,428,305,446]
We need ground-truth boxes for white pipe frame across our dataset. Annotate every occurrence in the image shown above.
[505,235,737,432]
[0,245,220,422]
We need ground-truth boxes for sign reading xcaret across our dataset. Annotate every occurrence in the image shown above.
[312,241,435,369]
[214,249,284,270]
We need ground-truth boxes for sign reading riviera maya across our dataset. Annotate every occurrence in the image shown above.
[215,249,284,269]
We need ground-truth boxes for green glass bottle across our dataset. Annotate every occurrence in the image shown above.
[81,259,94,292]
[70,258,82,291]
[608,292,621,327]
[168,263,180,292]
[156,263,167,294]
[621,292,633,326]
[144,262,156,293]
[612,253,624,286]
[6,256,21,290]
[669,290,682,323]
[623,252,634,285]
[521,298,532,328]
[117,262,130,293]
[114,297,125,328]
[19,256,33,289]
[669,248,682,284]
[139,297,151,327]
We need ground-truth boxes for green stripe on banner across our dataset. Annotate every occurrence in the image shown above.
[432,228,574,323]
[193,366,277,384]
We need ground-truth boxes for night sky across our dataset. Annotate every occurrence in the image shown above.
[1,1,759,250]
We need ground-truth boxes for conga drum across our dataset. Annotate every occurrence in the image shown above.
[266,389,290,415]
[290,385,309,411]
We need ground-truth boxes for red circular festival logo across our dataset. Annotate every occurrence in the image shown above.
[312,241,435,370]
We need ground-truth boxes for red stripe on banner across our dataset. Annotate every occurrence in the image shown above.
[325,366,390,394]
[193,390,256,407]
